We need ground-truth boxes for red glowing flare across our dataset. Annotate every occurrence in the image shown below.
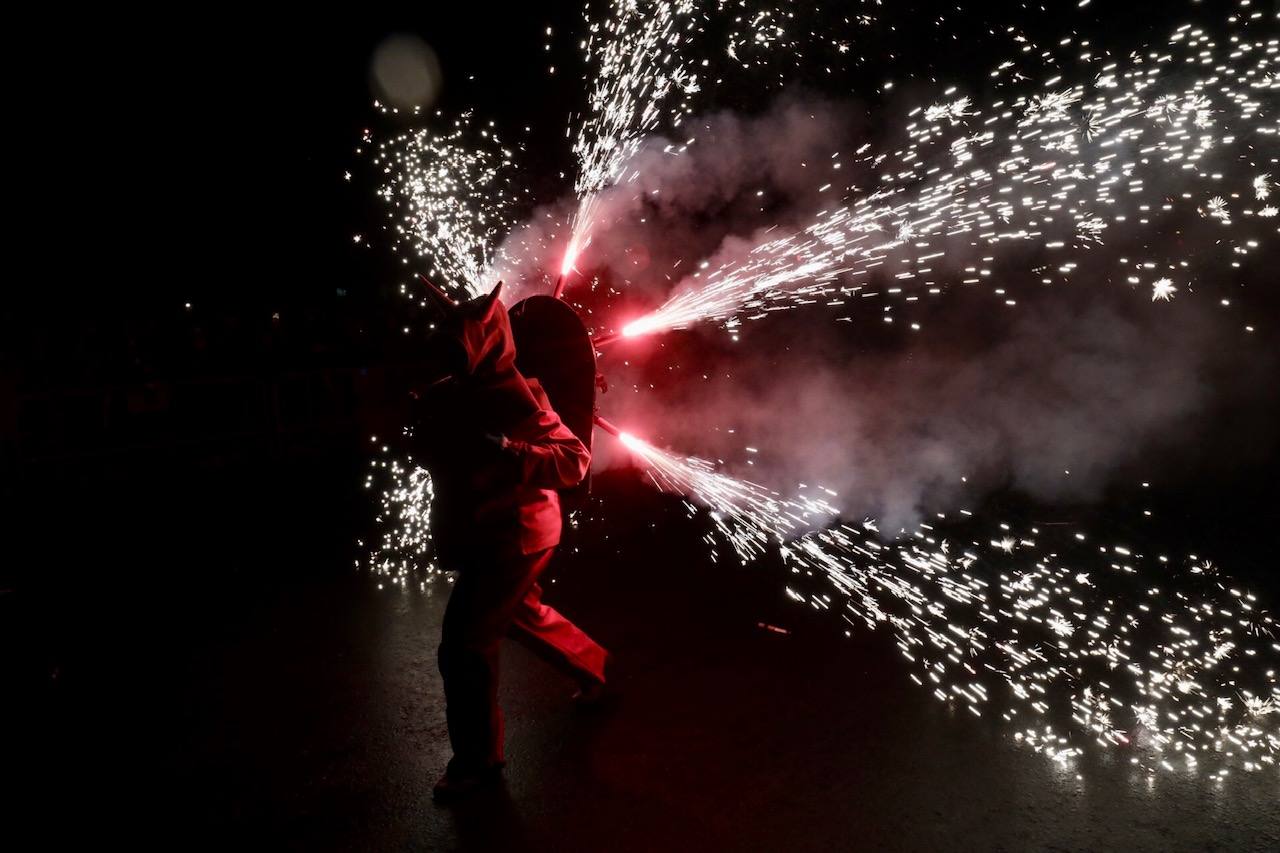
[560,238,580,276]
[621,316,657,338]
[594,416,645,454]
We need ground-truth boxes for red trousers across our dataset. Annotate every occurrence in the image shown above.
[438,547,608,767]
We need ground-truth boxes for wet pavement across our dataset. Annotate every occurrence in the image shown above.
[8,467,1279,852]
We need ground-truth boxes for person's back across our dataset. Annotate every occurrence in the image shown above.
[406,281,610,801]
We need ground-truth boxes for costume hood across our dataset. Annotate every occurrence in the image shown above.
[420,280,542,430]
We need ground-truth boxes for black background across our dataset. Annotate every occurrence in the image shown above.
[4,4,1278,847]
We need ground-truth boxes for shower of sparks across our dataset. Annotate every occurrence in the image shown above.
[793,519,1280,777]
[555,1,886,290]
[374,113,524,298]
[361,0,1280,778]
[617,435,1280,777]
[565,0,701,281]
[618,431,838,561]
[622,7,1278,337]
[362,439,443,591]
[490,1,896,293]
[1254,173,1272,200]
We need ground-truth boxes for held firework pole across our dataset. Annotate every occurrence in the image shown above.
[592,415,622,439]
[533,240,643,451]
[592,415,643,455]
[554,233,582,300]
[590,331,621,349]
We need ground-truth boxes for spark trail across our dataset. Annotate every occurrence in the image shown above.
[625,8,1279,338]
[616,434,1280,777]
[374,113,524,297]
[565,0,702,276]
[361,1,1280,779]
[558,0,878,283]
[617,430,838,562]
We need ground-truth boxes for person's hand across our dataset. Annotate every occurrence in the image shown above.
[484,433,512,451]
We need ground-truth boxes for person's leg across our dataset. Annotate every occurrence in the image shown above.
[437,548,554,770]
[437,569,504,770]
[509,576,608,687]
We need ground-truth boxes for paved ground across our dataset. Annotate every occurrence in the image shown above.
[8,466,1279,852]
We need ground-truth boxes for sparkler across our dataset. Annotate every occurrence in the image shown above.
[1151,278,1178,302]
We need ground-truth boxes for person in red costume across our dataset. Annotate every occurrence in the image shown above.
[408,280,609,801]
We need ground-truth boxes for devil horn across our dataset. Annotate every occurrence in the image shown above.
[480,281,504,320]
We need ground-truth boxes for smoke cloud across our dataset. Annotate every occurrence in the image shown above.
[599,292,1271,531]
[494,92,861,302]
[499,93,1274,530]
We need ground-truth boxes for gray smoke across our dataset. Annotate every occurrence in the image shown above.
[500,94,1273,529]
[495,93,859,300]
[598,293,1267,531]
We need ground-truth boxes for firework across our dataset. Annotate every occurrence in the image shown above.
[622,7,1278,338]
[362,439,441,591]
[564,0,702,284]
[602,418,839,560]
[609,427,1279,777]
[362,0,1280,779]
[374,113,525,297]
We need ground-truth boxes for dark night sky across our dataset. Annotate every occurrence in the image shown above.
[17,2,1196,336]
[16,7,576,339]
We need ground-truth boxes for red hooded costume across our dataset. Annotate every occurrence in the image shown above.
[411,286,588,561]
[410,283,608,772]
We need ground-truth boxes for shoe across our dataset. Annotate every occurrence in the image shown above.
[432,759,504,802]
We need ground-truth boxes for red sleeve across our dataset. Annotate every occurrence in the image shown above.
[506,410,591,490]
[504,380,591,490]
